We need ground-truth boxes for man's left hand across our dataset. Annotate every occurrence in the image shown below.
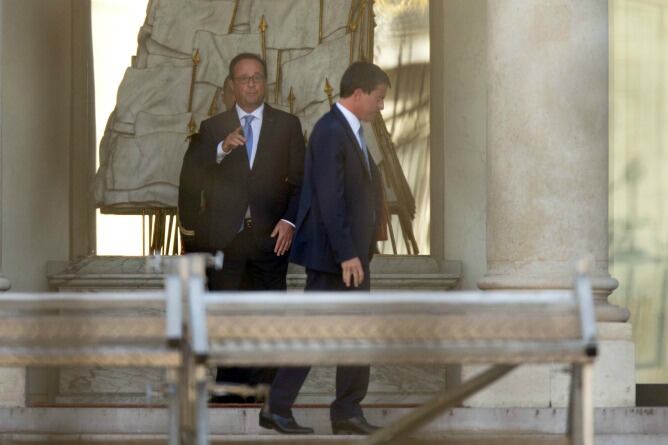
[270,220,294,256]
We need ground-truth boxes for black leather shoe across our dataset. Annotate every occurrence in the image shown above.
[331,416,380,435]
[259,409,314,434]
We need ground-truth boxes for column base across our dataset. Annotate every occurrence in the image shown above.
[0,274,10,291]
[478,262,629,322]
[462,322,635,408]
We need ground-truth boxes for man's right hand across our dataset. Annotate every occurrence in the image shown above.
[222,126,246,153]
[341,257,364,288]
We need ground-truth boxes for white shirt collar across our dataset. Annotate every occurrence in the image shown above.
[236,103,264,122]
[336,102,361,135]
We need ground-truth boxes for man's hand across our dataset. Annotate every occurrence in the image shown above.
[270,220,294,256]
[222,126,246,153]
[341,257,364,288]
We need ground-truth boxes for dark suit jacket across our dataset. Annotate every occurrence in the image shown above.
[178,104,305,251]
[290,105,384,273]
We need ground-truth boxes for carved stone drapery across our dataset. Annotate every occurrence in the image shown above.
[95,0,375,212]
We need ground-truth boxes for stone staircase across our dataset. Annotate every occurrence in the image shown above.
[1,406,666,444]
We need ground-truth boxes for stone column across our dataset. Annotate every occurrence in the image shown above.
[474,0,634,407]
[0,0,10,293]
[0,0,23,408]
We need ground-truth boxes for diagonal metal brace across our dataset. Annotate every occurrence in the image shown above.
[362,364,517,445]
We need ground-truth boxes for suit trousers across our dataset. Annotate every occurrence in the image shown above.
[268,267,371,421]
[207,224,288,389]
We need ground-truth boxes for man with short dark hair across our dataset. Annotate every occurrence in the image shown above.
[178,52,305,397]
[259,61,389,435]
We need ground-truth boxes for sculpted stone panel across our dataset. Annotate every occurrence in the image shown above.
[95,0,373,211]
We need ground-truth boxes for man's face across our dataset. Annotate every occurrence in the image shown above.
[231,58,266,111]
[357,83,387,122]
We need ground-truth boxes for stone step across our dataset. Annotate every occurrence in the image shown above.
[1,406,667,444]
[0,434,567,445]
[3,435,668,445]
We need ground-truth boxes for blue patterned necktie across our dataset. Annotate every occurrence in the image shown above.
[243,115,254,166]
[357,125,371,173]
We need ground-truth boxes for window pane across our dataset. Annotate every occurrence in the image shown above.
[610,0,668,383]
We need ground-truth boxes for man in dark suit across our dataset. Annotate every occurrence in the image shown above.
[178,53,305,398]
[259,61,389,435]
[177,76,236,252]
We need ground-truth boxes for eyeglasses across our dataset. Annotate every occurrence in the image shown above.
[234,74,266,85]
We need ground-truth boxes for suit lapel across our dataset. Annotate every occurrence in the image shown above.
[213,108,249,169]
[332,105,372,181]
[216,108,241,141]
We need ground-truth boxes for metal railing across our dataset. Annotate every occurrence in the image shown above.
[0,254,597,445]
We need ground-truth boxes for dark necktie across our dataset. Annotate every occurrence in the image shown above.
[243,115,254,166]
[357,125,371,173]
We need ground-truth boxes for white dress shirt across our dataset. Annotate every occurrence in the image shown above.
[335,102,364,149]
